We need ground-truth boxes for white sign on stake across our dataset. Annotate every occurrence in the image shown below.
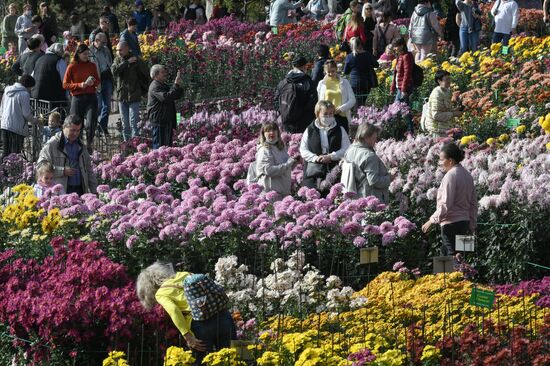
[456,235,475,252]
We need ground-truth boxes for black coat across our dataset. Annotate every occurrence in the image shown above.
[311,58,328,87]
[31,53,66,101]
[12,51,44,76]
[146,80,184,129]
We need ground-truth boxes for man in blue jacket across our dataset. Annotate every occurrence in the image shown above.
[133,0,153,34]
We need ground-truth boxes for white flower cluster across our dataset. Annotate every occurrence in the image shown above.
[214,251,364,318]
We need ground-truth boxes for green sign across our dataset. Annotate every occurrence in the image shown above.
[176,113,182,126]
[175,39,184,48]
[399,26,408,35]
[469,288,495,309]
[271,26,279,35]
[0,47,5,55]
[506,118,520,129]
[502,46,509,55]
[494,89,498,101]
[412,101,421,111]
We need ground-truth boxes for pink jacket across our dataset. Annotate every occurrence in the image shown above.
[430,164,478,230]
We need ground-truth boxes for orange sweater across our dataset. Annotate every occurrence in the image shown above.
[63,62,100,96]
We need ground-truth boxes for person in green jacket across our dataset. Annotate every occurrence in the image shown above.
[335,0,360,41]
[1,4,18,50]
[111,41,150,141]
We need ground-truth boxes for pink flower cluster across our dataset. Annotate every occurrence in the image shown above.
[0,237,169,363]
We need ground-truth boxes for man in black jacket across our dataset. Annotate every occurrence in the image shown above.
[147,65,184,149]
[89,15,114,60]
[275,56,317,134]
[12,37,43,76]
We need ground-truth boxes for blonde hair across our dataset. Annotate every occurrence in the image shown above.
[314,100,335,119]
[48,111,61,127]
[136,262,176,310]
[36,161,54,180]
[348,13,363,31]
[258,122,284,150]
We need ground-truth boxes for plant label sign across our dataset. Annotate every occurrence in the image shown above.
[456,235,475,252]
[360,247,379,264]
[507,118,520,129]
[433,256,454,274]
[0,47,5,55]
[399,26,408,35]
[470,288,495,309]
[175,39,184,48]
[502,46,509,55]
[176,113,182,126]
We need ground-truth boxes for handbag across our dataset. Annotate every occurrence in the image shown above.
[183,274,229,321]
[305,162,328,179]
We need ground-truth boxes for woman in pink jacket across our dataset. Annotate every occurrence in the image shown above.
[422,143,478,260]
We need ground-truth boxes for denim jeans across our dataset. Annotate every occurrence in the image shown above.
[394,89,414,133]
[119,101,140,141]
[97,78,113,132]
[459,27,480,54]
[71,93,98,146]
[492,32,511,46]
[190,311,235,366]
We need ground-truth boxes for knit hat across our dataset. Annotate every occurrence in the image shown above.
[292,56,307,68]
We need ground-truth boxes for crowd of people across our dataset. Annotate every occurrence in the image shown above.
[1,1,538,364]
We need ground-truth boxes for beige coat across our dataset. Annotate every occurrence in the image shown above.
[255,144,294,196]
[425,86,455,137]
[38,132,97,194]
[344,142,390,203]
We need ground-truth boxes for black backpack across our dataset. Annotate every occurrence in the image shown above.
[412,62,424,88]
[185,5,204,20]
[278,79,303,128]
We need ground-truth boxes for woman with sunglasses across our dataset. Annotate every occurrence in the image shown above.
[362,4,376,53]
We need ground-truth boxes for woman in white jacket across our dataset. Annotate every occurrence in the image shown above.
[254,122,298,197]
[316,59,356,133]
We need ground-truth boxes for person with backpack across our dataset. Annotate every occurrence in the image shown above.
[408,0,443,62]
[275,56,317,133]
[300,100,350,190]
[137,262,235,365]
[335,1,361,41]
[390,37,416,133]
[343,37,379,107]
[490,0,518,47]
[186,0,208,24]
[317,59,356,133]
[372,11,399,58]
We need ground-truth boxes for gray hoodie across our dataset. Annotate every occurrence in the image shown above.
[0,83,33,136]
[409,4,442,45]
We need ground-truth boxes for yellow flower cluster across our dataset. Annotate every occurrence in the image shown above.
[255,272,545,366]
[202,348,246,366]
[539,113,550,134]
[164,346,195,366]
[102,351,129,366]
[460,134,477,146]
[1,184,61,235]
[516,125,526,134]
[509,36,550,60]
[256,351,280,366]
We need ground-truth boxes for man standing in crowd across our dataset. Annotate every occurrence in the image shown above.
[269,0,303,29]
[120,17,142,57]
[133,0,153,34]
[112,41,150,141]
[275,56,317,133]
[90,15,114,60]
[32,42,66,101]
[103,6,120,34]
[0,75,37,160]
[1,4,18,51]
[185,0,208,25]
[14,3,35,55]
[11,37,43,76]
[38,115,97,195]
[39,2,57,45]
[147,65,184,149]
[491,0,518,46]
[90,32,113,136]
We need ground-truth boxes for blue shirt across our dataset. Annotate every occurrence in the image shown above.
[132,10,152,34]
[120,29,142,57]
[64,136,82,187]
